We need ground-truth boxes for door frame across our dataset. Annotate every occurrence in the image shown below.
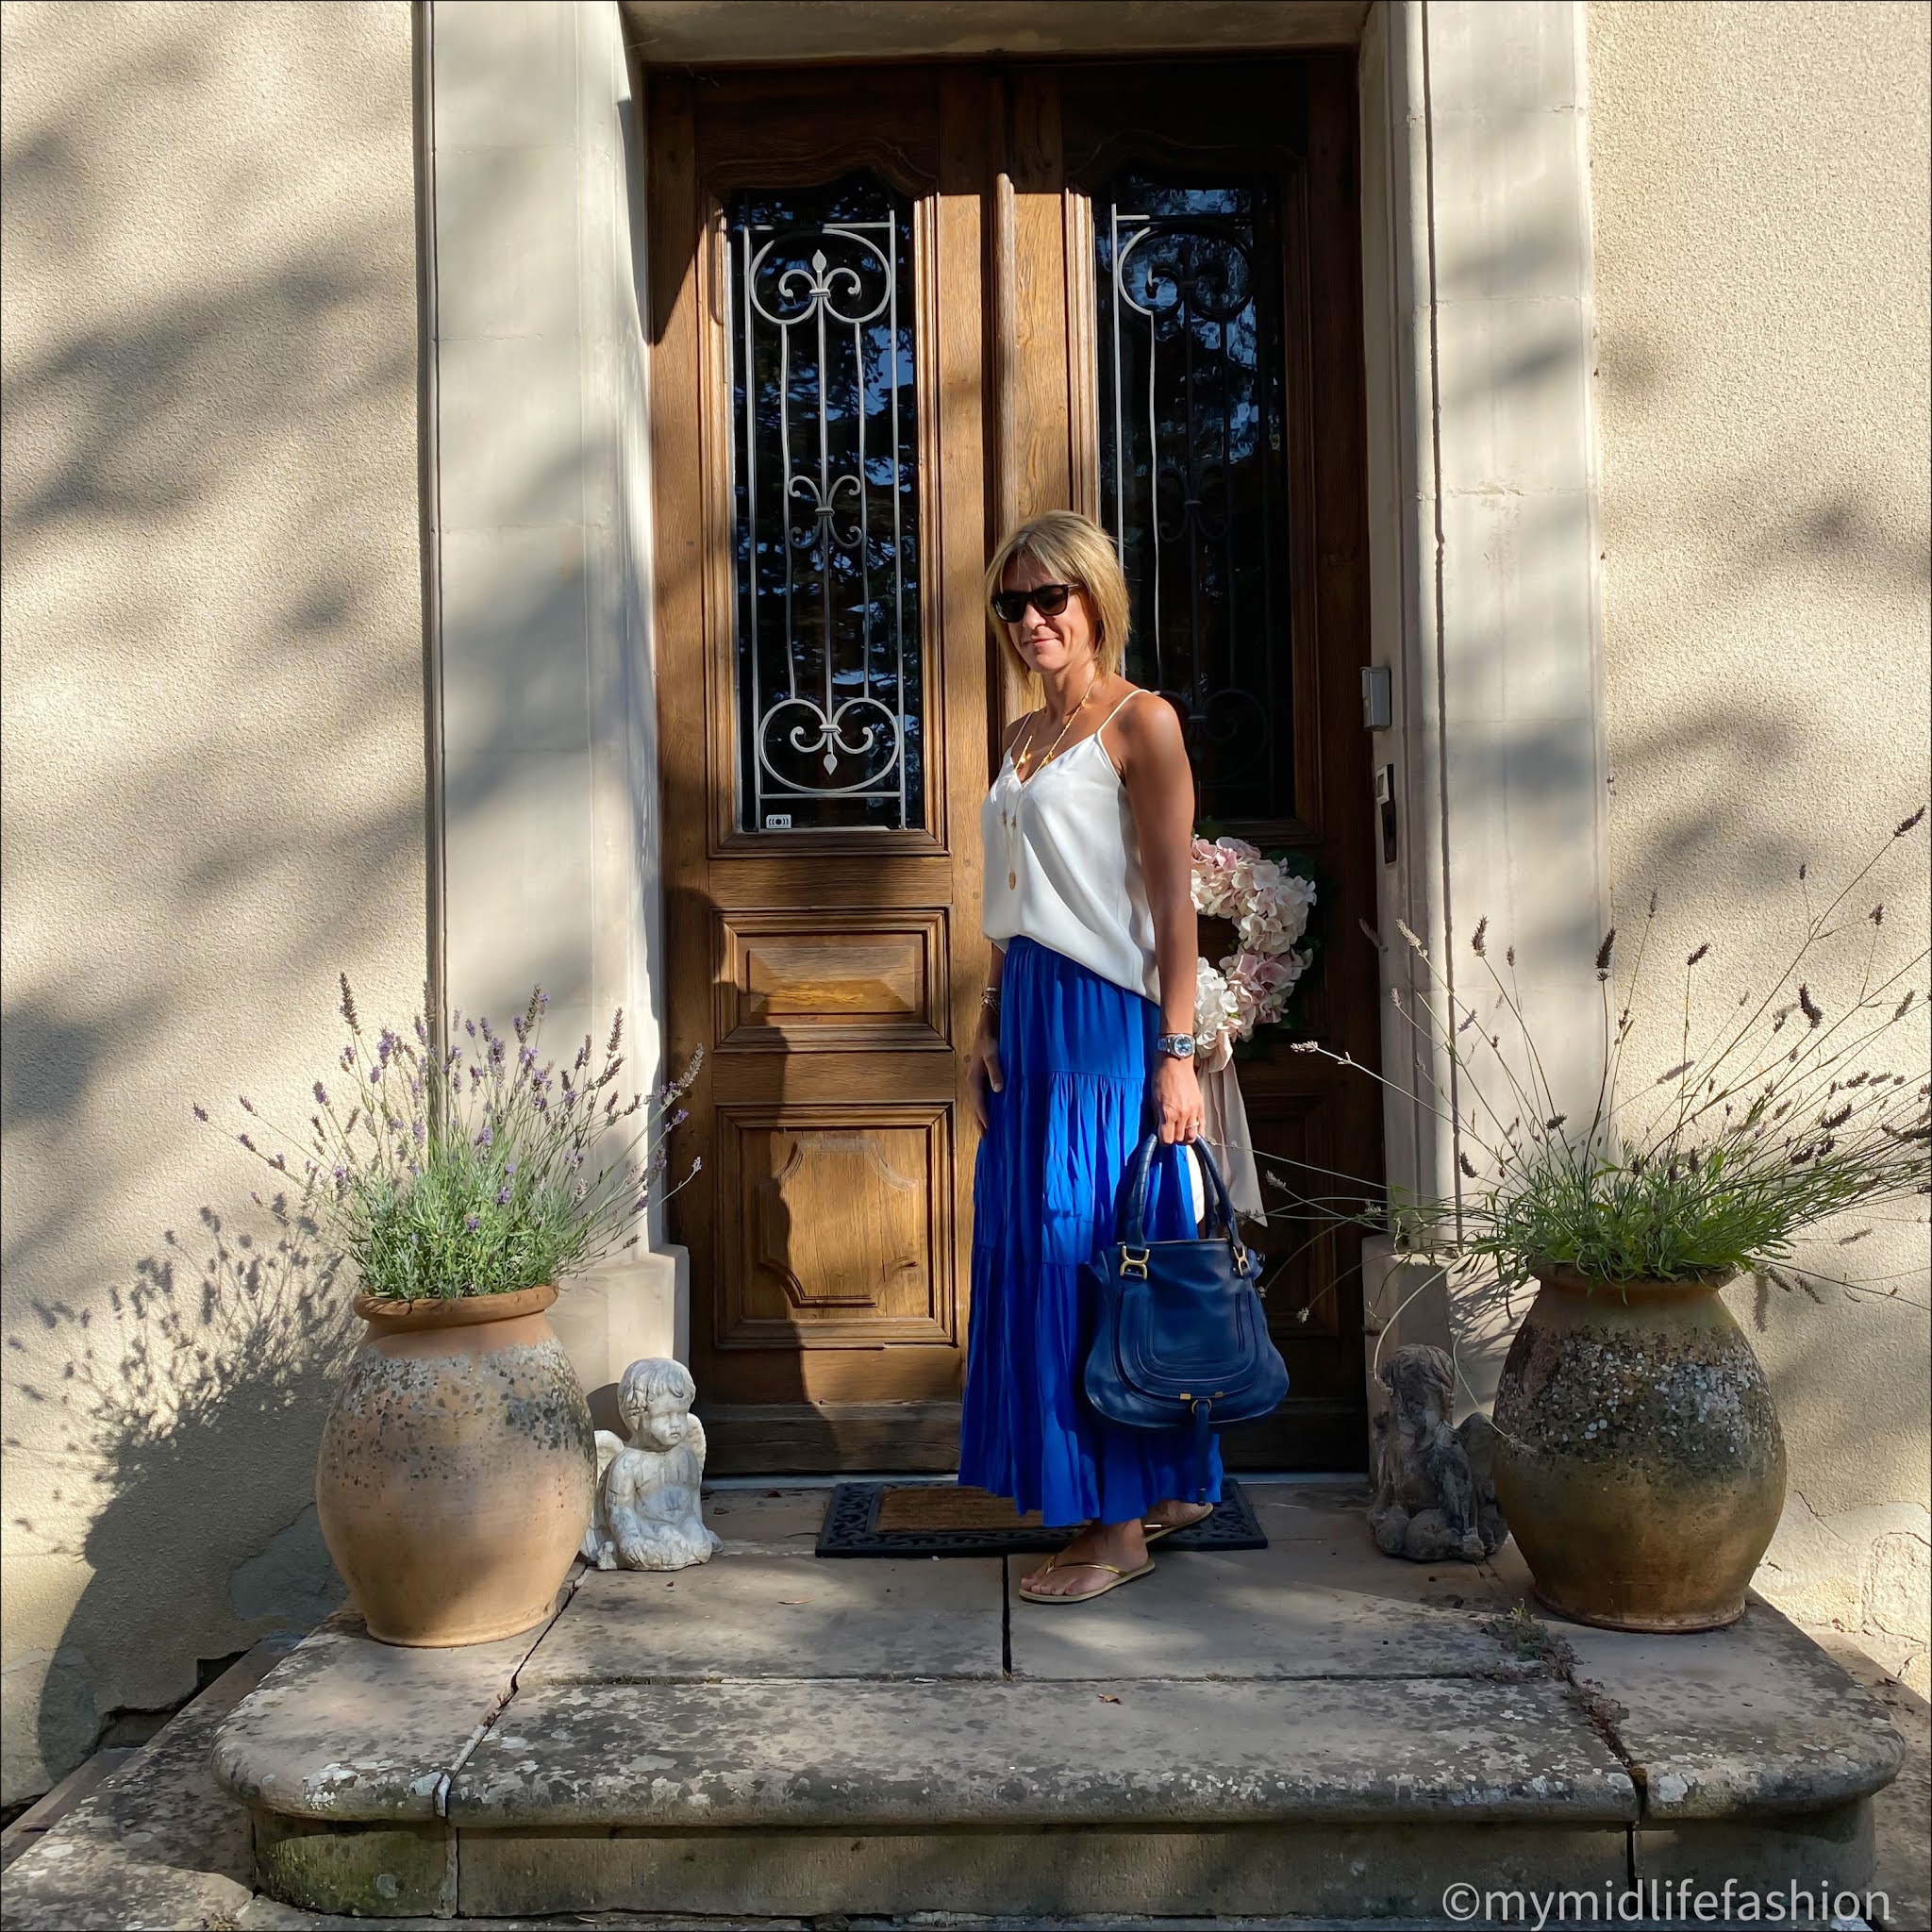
[419,0,1611,1440]
[646,55,1383,1473]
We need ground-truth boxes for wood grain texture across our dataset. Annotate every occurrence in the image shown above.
[695,1403,963,1476]
[646,71,723,1417]
[1057,57,1380,1471]
[656,70,985,1434]
[991,70,1072,540]
[716,1107,956,1356]
[654,58,1379,1474]
[715,909,951,1052]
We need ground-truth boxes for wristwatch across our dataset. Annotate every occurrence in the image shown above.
[1155,1032,1196,1059]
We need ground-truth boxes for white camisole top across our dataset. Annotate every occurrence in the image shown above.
[980,690,1160,1003]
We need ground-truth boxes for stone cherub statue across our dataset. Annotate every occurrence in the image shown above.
[1368,1342,1507,1563]
[580,1357,722,1572]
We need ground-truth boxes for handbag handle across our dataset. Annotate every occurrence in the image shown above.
[1116,1131,1240,1247]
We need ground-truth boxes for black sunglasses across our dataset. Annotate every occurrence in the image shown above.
[991,581,1081,625]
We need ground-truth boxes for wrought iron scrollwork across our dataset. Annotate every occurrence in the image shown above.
[729,182,923,833]
[1098,177,1294,823]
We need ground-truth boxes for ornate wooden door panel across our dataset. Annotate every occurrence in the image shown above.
[650,69,992,1471]
[650,59,1377,1474]
[1057,57,1381,1470]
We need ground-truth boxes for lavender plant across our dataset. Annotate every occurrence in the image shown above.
[1276,809,1932,1300]
[200,980,701,1302]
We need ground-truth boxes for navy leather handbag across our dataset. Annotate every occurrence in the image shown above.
[1081,1132,1290,1503]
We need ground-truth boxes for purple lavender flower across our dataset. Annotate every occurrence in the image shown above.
[412,1119,427,1144]
[465,1213,481,1231]
[474,1124,493,1149]
[465,1019,476,1038]
[519,1045,537,1070]
[239,1096,256,1113]
[313,1082,329,1106]
[239,1133,254,1150]
[193,1105,208,1122]
[332,1165,347,1183]
[369,1066,381,1084]
[504,1159,517,1176]
[495,1187,511,1206]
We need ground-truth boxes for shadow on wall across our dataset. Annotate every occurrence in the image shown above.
[1400,169,1932,1468]
[0,3,422,1801]
[5,1196,358,1786]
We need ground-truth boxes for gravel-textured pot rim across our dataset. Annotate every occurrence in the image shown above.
[351,1283,558,1330]
[1533,1262,1737,1302]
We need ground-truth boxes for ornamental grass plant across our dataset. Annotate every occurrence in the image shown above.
[202,980,700,1302]
[1274,808,1932,1307]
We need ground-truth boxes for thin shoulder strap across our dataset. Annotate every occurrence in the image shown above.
[1096,687,1148,732]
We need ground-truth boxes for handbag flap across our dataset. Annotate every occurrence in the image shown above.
[1110,1243,1275,1402]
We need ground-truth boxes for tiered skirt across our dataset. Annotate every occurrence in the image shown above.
[958,935,1225,1526]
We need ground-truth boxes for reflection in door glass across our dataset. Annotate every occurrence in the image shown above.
[726,177,924,834]
[1097,176,1293,822]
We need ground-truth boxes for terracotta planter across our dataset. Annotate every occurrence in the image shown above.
[1491,1267,1786,1633]
[315,1285,595,1646]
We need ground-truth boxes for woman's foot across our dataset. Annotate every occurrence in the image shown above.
[1141,1498,1215,1540]
[1018,1518,1150,1600]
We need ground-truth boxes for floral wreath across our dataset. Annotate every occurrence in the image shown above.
[1190,834,1318,1064]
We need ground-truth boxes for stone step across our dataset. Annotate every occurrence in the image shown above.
[207,1486,1907,1924]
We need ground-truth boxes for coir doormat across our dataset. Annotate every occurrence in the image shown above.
[813,1478,1266,1557]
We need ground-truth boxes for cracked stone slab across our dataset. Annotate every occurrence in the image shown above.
[1562,1598,1906,1820]
[0,1642,288,1931]
[447,1674,1639,1829]
[1242,1478,1377,1534]
[1009,1530,1531,1680]
[519,1556,1005,1685]
[212,1603,564,1823]
[699,1485,837,1556]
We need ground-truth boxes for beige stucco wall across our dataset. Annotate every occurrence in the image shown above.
[0,0,422,1803]
[1589,0,1932,1688]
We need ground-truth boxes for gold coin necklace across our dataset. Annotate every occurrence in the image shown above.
[1002,669,1100,891]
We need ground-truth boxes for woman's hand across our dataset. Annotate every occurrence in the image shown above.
[968,1010,1005,1130]
[1152,1052,1205,1144]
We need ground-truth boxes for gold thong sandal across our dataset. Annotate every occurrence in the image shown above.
[1141,1503,1216,1545]
[1017,1556,1156,1605]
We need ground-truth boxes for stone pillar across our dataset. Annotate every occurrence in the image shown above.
[1358,0,1607,1419]
[426,0,685,1399]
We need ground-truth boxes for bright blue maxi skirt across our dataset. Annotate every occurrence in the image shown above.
[958,935,1224,1526]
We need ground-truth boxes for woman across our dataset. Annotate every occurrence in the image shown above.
[961,508,1222,1605]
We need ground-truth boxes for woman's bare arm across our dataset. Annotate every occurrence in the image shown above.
[1111,692,1205,1143]
[1113,693,1199,1038]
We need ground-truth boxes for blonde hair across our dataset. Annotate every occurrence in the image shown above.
[984,510,1131,692]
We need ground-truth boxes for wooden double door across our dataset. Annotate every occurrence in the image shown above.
[649,57,1381,1474]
